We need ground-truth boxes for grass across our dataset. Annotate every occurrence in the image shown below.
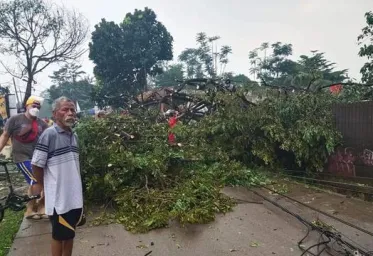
[0,210,23,256]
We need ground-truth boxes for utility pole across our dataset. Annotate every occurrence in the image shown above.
[12,77,21,109]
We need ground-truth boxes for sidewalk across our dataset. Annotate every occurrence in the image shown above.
[9,184,373,256]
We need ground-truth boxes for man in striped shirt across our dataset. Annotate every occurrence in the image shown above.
[32,97,83,256]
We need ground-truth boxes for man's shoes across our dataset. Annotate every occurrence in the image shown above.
[40,214,49,219]
[36,207,49,219]
[25,211,41,220]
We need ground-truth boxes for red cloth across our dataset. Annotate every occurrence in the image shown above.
[168,133,176,144]
[330,84,342,94]
[168,116,178,144]
[14,119,39,143]
[168,116,177,128]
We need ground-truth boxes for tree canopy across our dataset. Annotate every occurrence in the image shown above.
[153,64,184,87]
[178,32,232,78]
[249,42,348,91]
[358,11,373,83]
[89,7,173,107]
[48,63,94,110]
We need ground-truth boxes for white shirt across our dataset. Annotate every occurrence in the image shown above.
[31,124,83,215]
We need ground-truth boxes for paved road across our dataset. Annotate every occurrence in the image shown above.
[8,186,373,256]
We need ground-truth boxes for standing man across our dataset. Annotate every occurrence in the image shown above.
[32,96,83,256]
[0,96,48,219]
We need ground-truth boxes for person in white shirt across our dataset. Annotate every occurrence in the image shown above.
[32,96,83,256]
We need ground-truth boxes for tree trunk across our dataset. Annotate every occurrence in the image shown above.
[140,68,147,92]
[22,77,33,107]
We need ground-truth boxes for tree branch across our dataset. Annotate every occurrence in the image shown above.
[258,74,306,92]
[0,59,24,79]
[306,75,317,92]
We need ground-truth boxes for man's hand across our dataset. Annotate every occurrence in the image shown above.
[31,165,44,196]
[31,183,43,196]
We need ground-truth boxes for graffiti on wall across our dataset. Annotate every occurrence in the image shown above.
[327,147,373,177]
[360,149,373,166]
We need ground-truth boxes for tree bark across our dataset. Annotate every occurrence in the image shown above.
[140,68,148,92]
[23,76,33,107]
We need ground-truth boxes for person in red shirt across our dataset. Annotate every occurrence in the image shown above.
[168,111,179,145]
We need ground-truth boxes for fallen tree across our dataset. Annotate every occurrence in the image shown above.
[75,90,341,233]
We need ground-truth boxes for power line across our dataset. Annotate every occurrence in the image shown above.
[282,170,373,182]
[280,174,373,194]
[249,187,372,255]
[260,185,373,237]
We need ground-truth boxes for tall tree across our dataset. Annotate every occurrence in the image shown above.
[260,42,269,64]
[358,11,373,83]
[178,32,232,78]
[0,0,89,105]
[248,49,260,79]
[249,43,295,82]
[154,64,184,87]
[49,63,86,84]
[225,73,252,87]
[249,42,348,90]
[89,7,173,107]
[178,48,204,78]
[47,64,94,110]
[295,51,347,90]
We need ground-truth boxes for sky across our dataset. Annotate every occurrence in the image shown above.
[1,0,372,98]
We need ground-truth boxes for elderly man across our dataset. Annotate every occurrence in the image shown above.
[32,96,83,256]
[0,96,48,219]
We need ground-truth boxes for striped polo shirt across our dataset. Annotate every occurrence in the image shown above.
[31,123,83,215]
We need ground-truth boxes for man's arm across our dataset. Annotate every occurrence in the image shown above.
[0,117,14,153]
[31,130,51,195]
[32,165,44,195]
[0,130,10,153]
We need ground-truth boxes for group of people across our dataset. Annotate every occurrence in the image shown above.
[0,96,84,256]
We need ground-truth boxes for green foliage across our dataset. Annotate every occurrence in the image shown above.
[358,11,373,83]
[48,80,94,110]
[49,63,87,84]
[114,188,173,232]
[185,91,341,171]
[296,51,348,88]
[0,210,23,256]
[336,84,372,103]
[153,64,184,87]
[89,7,173,107]
[225,73,254,88]
[75,115,265,233]
[178,32,232,78]
[48,63,95,110]
[76,88,340,233]
[170,176,234,225]
[249,43,348,90]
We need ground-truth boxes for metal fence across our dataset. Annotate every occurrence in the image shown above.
[327,101,373,177]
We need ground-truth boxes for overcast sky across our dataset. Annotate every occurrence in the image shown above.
[1,0,373,97]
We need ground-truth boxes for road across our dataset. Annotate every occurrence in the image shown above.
[9,185,373,256]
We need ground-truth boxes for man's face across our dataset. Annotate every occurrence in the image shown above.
[26,103,41,117]
[53,101,76,127]
[27,103,41,110]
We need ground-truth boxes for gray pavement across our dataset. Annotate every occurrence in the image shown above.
[8,185,373,256]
